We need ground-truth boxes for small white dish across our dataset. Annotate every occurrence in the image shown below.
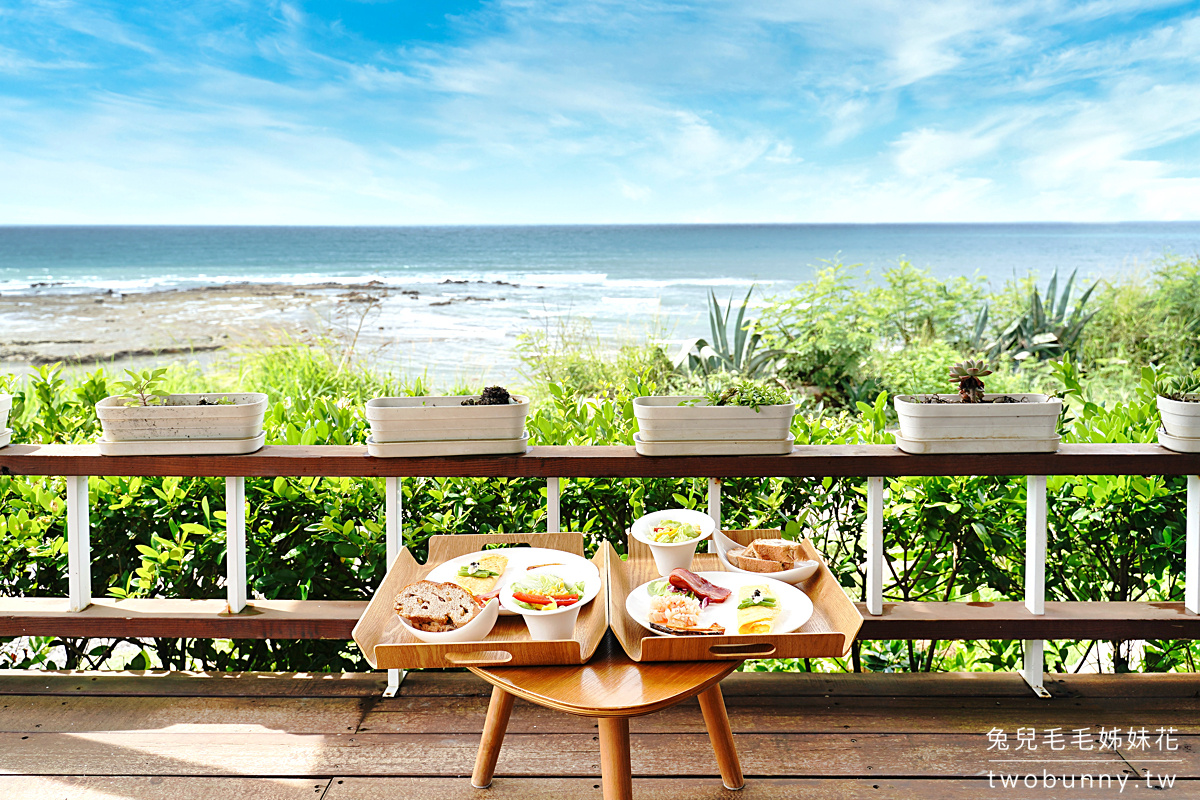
[97,432,265,456]
[894,434,1061,454]
[633,432,795,456]
[630,508,716,576]
[395,596,500,644]
[625,572,813,637]
[366,433,529,458]
[499,564,602,641]
[712,529,819,584]
[1158,427,1200,454]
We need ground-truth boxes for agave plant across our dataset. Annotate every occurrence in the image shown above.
[948,359,993,403]
[979,269,1097,362]
[673,287,786,377]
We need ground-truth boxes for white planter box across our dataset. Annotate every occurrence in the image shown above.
[1157,395,1200,439]
[894,393,1061,454]
[633,396,795,442]
[365,396,530,442]
[97,393,268,442]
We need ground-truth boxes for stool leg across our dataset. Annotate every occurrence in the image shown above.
[598,716,633,800]
[472,685,516,789]
[698,683,744,790]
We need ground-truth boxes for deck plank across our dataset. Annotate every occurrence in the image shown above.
[361,693,1200,734]
[0,777,329,800]
[0,670,388,697]
[1,731,1196,778]
[322,776,1199,799]
[0,695,370,734]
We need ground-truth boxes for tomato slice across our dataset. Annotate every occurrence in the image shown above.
[512,590,552,605]
[550,595,580,606]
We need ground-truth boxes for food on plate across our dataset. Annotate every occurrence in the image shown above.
[736,584,780,634]
[649,621,726,636]
[667,568,731,603]
[647,592,728,635]
[648,592,701,627]
[452,555,509,599]
[728,538,816,574]
[753,539,806,563]
[509,573,585,612]
[526,563,564,570]
[395,580,481,633]
[646,519,703,543]
[726,547,784,573]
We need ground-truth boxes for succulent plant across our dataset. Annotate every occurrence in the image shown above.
[1154,368,1200,402]
[948,359,993,404]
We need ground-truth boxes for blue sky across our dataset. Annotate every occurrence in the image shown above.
[2,0,1199,224]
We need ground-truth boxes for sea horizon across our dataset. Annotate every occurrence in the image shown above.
[5,221,1200,384]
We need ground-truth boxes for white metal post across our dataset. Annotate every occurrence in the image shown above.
[384,476,404,697]
[1187,475,1199,615]
[1023,475,1050,698]
[866,477,883,616]
[385,476,401,568]
[547,477,561,533]
[707,478,721,552]
[225,477,247,613]
[66,475,92,612]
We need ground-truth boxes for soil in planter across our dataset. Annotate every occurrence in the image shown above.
[913,395,1030,404]
[461,386,513,406]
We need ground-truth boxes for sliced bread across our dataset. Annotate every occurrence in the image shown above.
[751,538,806,565]
[729,547,785,573]
[395,580,481,632]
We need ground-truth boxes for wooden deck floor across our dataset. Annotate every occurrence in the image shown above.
[0,669,1197,799]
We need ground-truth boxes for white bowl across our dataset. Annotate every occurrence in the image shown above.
[630,509,716,577]
[712,529,820,584]
[499,565,600,641]
[395,597,500,644]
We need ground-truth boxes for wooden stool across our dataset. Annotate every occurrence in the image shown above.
[469,632,744,800]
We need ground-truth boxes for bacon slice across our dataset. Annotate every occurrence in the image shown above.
[473,588,501,604]
[650,621,726,636]
[668,568,732,603]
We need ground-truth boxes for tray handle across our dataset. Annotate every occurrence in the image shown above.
[443,650,515,666]
[708,643,777,658]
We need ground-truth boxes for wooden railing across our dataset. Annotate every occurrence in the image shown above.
[1,443,1198,696]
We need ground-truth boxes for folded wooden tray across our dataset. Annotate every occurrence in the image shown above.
[608,530,863,662]
[353,531,609,669]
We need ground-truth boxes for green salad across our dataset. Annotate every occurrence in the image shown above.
[509,573,586,612]
[647,519,702,543]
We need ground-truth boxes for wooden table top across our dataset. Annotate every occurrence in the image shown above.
[467,631,739,718]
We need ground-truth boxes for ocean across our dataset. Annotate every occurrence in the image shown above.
[4,223,1199,382]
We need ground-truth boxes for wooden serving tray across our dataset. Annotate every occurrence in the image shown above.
[608,530,862,662]
[353,531,609,669]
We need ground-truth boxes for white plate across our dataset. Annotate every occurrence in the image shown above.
[894,434,1061,454]
[634,433,794,456]
[97,432,265,456]
[625,571,814,637]
[712,529,819,584]
[366,433,529,457]
[1158,428,1200,453]
[426,546,601,617]
[0,429,10,449]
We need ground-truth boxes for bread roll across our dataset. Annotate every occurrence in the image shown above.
[751,538,805,564]
[395,580,480,632]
